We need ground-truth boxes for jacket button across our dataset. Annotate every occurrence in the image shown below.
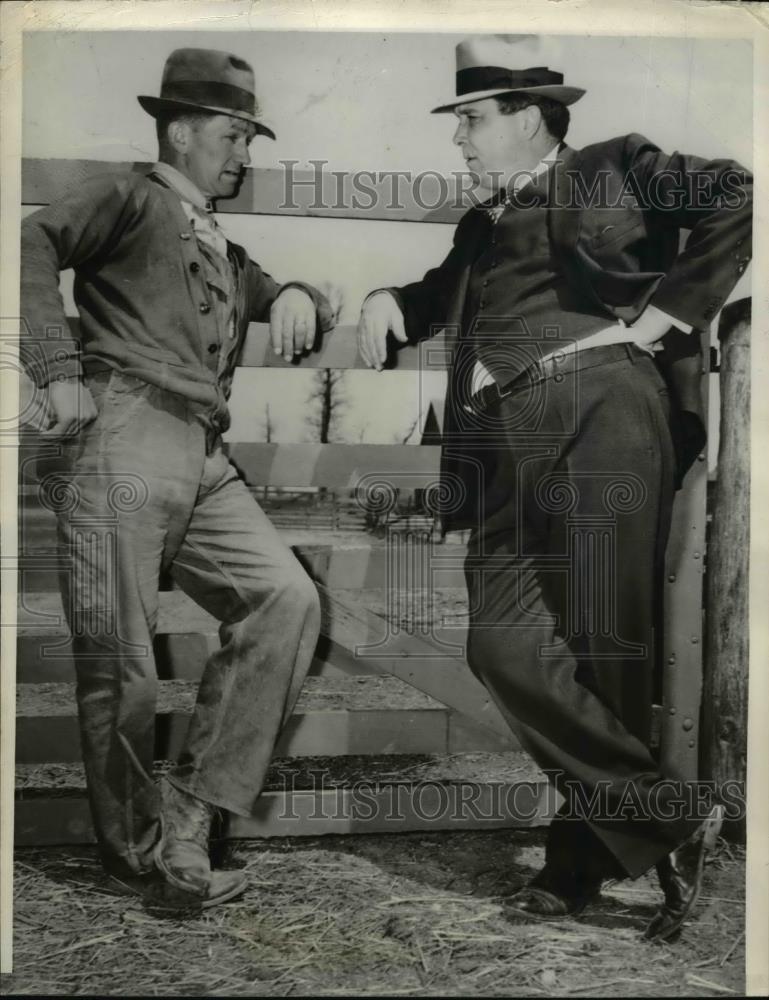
[208,343,219,354]
[190,261,200,273]
[200,303,211,314]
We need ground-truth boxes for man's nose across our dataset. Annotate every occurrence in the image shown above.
[452,121,467,146]
[234,139,251,166]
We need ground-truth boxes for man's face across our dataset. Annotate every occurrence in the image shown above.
[178,114,257,198]
[452,98,535,192]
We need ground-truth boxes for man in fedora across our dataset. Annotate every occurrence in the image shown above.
[357,34,751,940]
[20,48,337,908]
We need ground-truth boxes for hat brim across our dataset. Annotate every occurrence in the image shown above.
[138,96,276,140]
[431,85,585,113]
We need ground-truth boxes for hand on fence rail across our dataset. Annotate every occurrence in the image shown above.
[270,286,321,361]
[357,290,408,370]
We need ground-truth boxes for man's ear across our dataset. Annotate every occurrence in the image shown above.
[522,104,544,139]
[166,120,190,155]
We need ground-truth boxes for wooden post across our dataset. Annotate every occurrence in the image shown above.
[702,298,750,841]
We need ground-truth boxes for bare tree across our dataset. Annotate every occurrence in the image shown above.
[306,368,347,443]
[306,368,348,503]
[262,402,275,443]
[259,403,275,500]
[398,414,421,445]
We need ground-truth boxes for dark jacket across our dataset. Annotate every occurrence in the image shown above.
[390,133,752,527]
[20,170,335,431]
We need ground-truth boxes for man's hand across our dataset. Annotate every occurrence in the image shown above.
[628,303,684,349]
[270,287,318,361]
[357,291,408,371]
[41,377,97,438]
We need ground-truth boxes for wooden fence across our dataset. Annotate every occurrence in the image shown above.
[12,158,715,844]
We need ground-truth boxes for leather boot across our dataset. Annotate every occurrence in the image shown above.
[154,777,247,907]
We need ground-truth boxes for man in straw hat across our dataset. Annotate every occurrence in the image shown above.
[20,48,338,908]
[358,34,751,941]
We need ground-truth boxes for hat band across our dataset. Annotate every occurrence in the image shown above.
[161,79,257,115]
[456,65,564,97]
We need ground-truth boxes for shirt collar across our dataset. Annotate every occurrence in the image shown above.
[152,162,214,213]
[511,143,562,195]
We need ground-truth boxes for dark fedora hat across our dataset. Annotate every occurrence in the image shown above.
[431,34,585,113]
[138,48,276,139]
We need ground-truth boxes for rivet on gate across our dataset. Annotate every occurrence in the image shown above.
[668,655,676,664]
[668,574,676,582]
[693,552,700,559]
[698,453,706,461]
[669,707,676,715]
[688,740,696,749]
[691,636,699,644]
[682,718,694,731]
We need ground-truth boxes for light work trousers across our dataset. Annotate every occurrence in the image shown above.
[48,370,320,875]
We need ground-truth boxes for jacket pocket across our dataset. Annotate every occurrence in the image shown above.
[97,371,153,444]
[589,216,645,250]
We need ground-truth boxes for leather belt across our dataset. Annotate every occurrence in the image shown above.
[462,342,641,416]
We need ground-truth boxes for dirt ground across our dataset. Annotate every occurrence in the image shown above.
[1,829,744,997]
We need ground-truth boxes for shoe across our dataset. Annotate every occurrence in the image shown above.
[644,804,724,942]
[506,866,602,918]
[154,777,218,898]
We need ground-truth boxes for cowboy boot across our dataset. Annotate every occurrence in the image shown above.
[154,777,247,908]
[644,804,724,942]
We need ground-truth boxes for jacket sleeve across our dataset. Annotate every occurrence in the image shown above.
[623,133,752,330]
[20,174,144,387]
[246,266,336,333]
[387,210,478,344]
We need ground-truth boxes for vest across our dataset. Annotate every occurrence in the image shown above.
[462,186,613,389]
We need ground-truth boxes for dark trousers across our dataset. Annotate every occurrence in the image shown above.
[461,344,700,880]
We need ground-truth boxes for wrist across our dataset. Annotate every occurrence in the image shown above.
[363,289,393,303]
[277,283,315,305]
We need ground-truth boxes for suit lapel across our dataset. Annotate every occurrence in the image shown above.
[443,208,493,360]
[546,144,582,271]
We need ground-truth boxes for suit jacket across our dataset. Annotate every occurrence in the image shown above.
[390,132,752,529]
[20,171,334,432]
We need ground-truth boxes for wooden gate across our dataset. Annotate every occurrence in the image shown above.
[12,157,713,844]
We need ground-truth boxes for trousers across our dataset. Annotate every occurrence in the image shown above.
[48,370,321,875]
[460,344,701,880]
